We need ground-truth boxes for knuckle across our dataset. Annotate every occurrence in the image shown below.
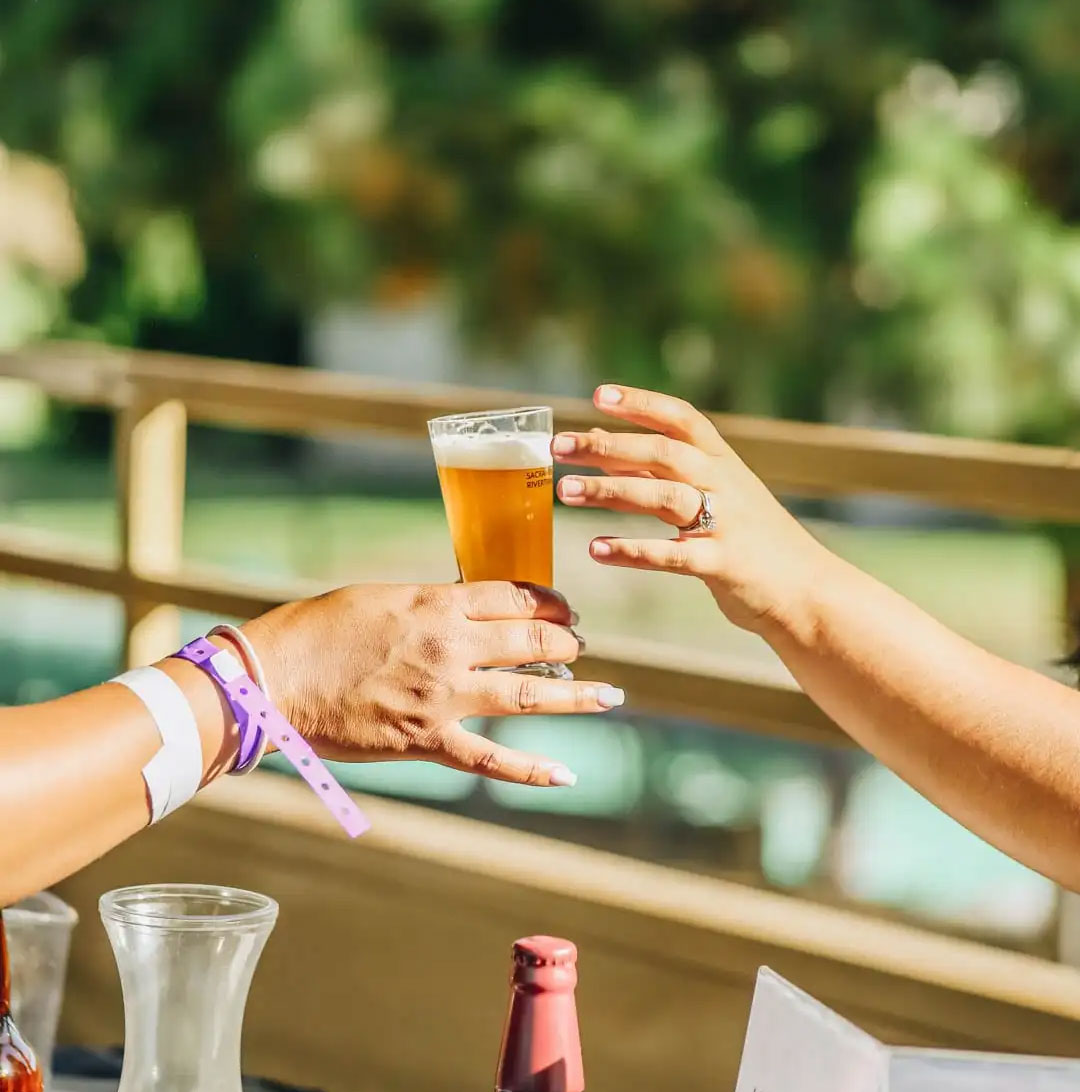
[474,748,503,778]
[660,391,689,416]
[523,758,545,786]
[650,435,673,465]
[409,585,448,615]
[513,676,542,712]
[673,398,705,434]
[656,481,683,515]
[384,689,440,748]
[667,544,693,572]
[510,581,539,616]
[409,672,455,709]
[587,430,610,457]
[415,631,454,667]
[452,581,480,612]
[528,620,552,658]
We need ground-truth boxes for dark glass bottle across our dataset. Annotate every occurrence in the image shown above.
[495,936,584,1092]
[0,911,43,1092]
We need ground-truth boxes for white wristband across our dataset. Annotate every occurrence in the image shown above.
[113,666,203,823]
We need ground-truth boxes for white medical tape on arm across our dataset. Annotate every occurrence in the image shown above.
[112,666,203,823]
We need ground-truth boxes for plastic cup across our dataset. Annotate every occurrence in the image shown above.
[6,891,79,1089]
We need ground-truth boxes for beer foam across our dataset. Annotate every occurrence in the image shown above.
[432,430,552,470]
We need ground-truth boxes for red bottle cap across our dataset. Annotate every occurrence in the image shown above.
[496,936,584,1092]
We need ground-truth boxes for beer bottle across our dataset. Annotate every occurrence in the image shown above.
[0,912,43,1092]
[495,936,584,1092]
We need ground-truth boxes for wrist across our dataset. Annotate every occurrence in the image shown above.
[156,653,239,786]
[237,603,305,727]
[729,539,845,652]
[239,596,348,761]
[174,631,370,836]
[206,630,279,758]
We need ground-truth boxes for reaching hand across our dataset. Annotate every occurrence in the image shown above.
[241,581,623,786]
[553,385,830,636]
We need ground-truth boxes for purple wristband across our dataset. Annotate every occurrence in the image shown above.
[174,637,369,838]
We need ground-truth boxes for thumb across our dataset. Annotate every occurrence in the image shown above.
[438,723,578,787]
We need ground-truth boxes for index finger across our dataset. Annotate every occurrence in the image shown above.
[593,384,730,456]
[457,581,577,625]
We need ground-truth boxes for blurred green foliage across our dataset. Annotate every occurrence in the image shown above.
[4,0,1080,439]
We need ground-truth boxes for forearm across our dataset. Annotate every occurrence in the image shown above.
[552,383,1080,887]
[0,578,599,904]
[762,551,1080,889]
[0,649,238,905]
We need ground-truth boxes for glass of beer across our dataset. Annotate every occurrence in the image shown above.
[428,406,570,679]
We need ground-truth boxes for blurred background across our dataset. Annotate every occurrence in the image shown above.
[4,0,1080,957]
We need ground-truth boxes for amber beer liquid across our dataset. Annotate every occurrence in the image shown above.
[494,936,584,1092]
[0,912,43,1092]
[429,407,569,678]
[432,430,554,586]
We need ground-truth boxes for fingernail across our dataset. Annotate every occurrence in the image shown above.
[548,765,578,788]
[596,385,623,406]
[552,435,576,455]
[560,477,585,497]
[573,630,586,653]
[597,686,625,709]
[591,540,613,558]
[569,608,580,626]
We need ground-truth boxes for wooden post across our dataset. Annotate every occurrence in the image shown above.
[116,395,187,669]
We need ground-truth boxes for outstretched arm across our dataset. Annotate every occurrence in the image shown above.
[1,580,619,905]
[555,385,1080,890]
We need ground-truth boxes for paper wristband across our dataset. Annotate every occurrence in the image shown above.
[173,637,370,838]
[113,666,204,823]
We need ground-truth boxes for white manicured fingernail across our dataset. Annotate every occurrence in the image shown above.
[597,686,625,709]
[596,385,623,405]
[548,765,578,787]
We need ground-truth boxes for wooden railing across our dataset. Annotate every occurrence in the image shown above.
[4,339,1080,747]
[7,340,1080,1088]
